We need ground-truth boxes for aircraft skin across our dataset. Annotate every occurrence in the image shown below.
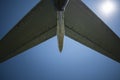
[53,0,69,52]
[0,0,120,63]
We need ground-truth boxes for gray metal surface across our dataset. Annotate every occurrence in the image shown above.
[65,0,120,62]
[0,0,56,62]
[0,0,120,63]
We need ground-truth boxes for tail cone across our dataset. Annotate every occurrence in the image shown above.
[57,11,65,52]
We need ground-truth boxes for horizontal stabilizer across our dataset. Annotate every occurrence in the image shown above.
[0,0,56,62]
[65,0,120,63]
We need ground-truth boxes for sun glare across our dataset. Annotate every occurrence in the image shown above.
[99,0,116,16]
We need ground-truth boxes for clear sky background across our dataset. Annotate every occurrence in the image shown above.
[0,0,120,80]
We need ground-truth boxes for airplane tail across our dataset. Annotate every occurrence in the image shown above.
[57,11,65,52]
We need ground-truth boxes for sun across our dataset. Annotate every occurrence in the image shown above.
[99,0,116,16]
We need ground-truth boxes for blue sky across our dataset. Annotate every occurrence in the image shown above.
[0,0,120,80]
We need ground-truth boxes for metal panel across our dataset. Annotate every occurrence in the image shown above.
[65,0,120,62]
[0,0,56,62]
